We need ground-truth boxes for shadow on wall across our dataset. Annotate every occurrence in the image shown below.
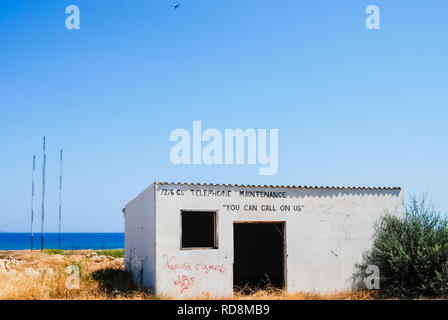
[350,214,386,292]
[125,248,148,289]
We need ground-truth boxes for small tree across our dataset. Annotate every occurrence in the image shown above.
[358,194,448,298]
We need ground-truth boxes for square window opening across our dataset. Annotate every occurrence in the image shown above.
[181,211,218,249]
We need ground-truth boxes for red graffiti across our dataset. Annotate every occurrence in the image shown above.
[163,254,226,274]
[174,274,195,293]
[195,263,226,274]
[163,254,193,273]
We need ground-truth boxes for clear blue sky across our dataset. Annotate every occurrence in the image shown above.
[0,0,447,232]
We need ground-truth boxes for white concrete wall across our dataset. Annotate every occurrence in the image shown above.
[127,182,404,298]
[124,184,156,291]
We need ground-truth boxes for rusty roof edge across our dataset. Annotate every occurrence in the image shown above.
[155,182,401,190]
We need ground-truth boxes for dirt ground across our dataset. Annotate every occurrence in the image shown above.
[0,250,379,300]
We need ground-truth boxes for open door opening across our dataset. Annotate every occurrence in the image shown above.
[233,222,285,292]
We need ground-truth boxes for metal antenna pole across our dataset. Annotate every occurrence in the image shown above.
[30,155,35,250]
[41,137,46,251]
[58,150,63,249]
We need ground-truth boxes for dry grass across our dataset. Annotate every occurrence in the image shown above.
[0,250,152,300]
[232,288,380,300]
[0,250,380,300]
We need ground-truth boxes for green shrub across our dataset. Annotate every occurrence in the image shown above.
[43,249,64,255]
[358,194,448,298]
[96,249,124,258]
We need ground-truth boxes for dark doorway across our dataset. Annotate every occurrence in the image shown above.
[233,222,285,292]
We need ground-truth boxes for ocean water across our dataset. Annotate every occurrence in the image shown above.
[0,233,124,250]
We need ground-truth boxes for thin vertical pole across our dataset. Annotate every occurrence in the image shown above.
[30,155,35,250]
[58,150,63,249]
[41,137,46,251]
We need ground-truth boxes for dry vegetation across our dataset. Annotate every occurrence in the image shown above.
[232,289,380,300]
[0,250,148,300]
[0,250,379,300]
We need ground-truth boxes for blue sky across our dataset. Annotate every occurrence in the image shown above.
[0,0,447,232]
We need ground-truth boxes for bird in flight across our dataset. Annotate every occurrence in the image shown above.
[171,3,182,9]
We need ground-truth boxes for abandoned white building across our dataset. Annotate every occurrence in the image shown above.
[123,182,403,298]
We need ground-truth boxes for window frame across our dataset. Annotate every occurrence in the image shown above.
[180,209,219,250]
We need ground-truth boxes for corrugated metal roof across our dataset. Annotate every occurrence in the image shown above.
[156,182,401,191]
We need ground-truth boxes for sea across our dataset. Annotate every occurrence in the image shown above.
[0,233,124,250]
